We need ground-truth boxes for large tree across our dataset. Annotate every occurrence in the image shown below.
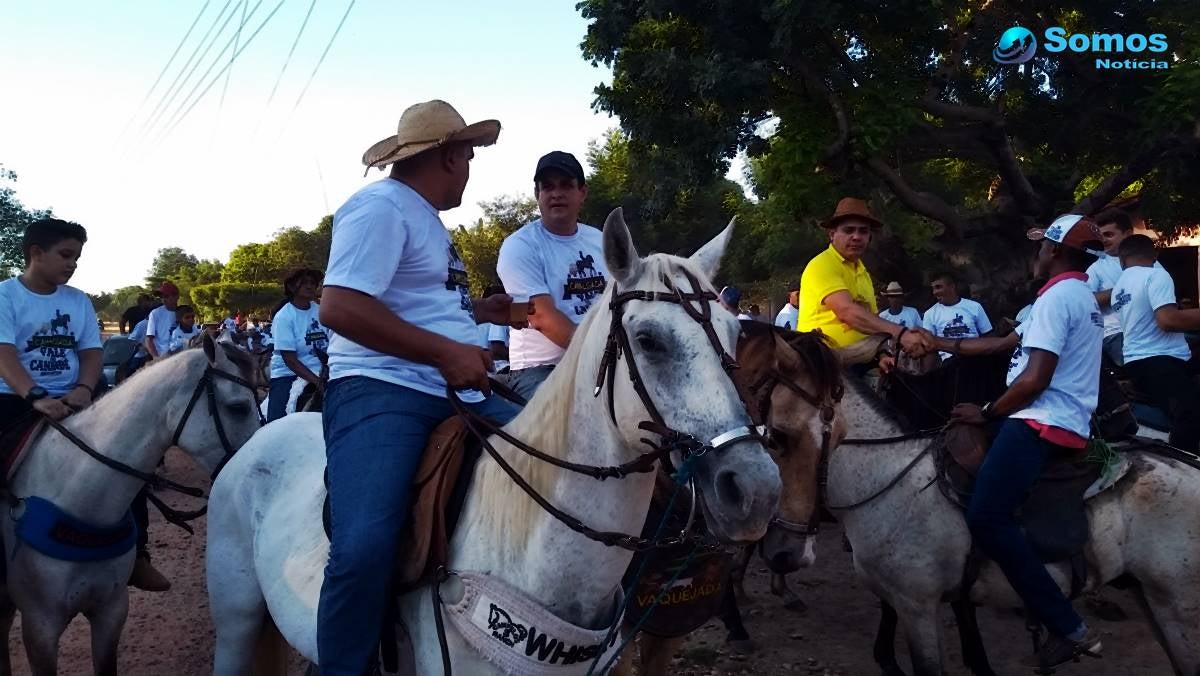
[145,246,200,288]
[580,0,1200,309]
[1,166,53,276]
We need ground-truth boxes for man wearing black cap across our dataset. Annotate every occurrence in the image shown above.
[497,151,608,399]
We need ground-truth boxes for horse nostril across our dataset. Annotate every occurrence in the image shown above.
[716,470,747,514]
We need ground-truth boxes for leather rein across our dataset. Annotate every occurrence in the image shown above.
[33,365,263,532]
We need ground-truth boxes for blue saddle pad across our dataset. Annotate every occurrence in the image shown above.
[14,496,136,562]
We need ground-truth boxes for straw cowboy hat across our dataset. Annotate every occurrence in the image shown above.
[361,100,501,170]
[822,197,884,229]
[880,281,905,296]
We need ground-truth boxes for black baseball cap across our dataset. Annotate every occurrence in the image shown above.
[533,151,586,185]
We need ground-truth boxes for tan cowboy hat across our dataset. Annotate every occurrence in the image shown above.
[822,197,884,229]
[880,281,905,296]
[361,100,501,170]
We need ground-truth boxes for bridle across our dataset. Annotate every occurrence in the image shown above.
[447,266,762,553]
[34,360,263,531]
[742,330,845,538]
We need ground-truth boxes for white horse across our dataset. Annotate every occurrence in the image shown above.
[206,209,783,674]
[827,341,1200,675]
[0,335,262,676]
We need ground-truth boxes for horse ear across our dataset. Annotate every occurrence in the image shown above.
[689,216,736,281]
[202,331,218,365]
[603,207,642,287]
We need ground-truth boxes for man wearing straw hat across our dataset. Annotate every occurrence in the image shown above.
[317,100,526,675]
[798,198,932,358]
[877,281,922,329]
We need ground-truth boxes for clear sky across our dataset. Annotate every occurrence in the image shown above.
[0,1,621,293]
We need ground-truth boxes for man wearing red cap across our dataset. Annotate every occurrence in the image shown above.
[798,198,931,358]
[144,281,180,362]
[950,214,1106,670]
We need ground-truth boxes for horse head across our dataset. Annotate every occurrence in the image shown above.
[168,333,263,474]
[600,208,781,543]
[736,323,845,573]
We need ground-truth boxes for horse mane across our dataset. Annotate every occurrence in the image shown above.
[743,322,844,405]
[842,372,916,433]
[471,252,716,555]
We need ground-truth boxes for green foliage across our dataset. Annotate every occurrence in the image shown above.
[221,219,332,286]
[190,283,280,321]
[451,195,537,295]
[578,0,1200,312]
[0,166,53,277]
[145,247,199,288]
[97,285,152,323]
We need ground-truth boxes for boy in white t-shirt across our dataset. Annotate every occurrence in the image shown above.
[1112,234,1200,450]
[774,282,800,330]
[144,281,180,361]
[877,281,922,329]
[167,305,200,354]
[923,272,993,360]
[1085,212,1163,366]
[950,214,1105,670]
[0,218,169,591]
[497,151,608,399]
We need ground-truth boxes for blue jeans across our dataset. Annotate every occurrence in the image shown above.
[318,376,521,675]
[507,364,555,401]
[267,376,296,422]
[967,419,1083,638]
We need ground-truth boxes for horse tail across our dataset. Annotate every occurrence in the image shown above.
[251,615,288,676]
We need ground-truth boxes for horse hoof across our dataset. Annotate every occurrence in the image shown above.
[725,638,757,654]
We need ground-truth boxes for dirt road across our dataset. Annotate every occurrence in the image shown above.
[8,449,1172,675]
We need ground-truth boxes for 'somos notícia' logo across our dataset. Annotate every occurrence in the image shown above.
[993,26,1037,64]
[994,25,1170,70]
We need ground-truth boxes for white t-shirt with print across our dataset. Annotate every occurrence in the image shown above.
[146,305,177,356]
[324,179,482,401]
[222,316,238,334]
[1112,265,1191,364]
[1007,276,1103,439]
[269,301,329,379]
[0,278,102,396]
[497,219,609,370]
[923,298,993,359]
[1086,253,1163,338]
[774,304,799,330]
[878,306,922,329]
[168,325,200,353]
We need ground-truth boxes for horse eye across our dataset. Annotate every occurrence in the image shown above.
[635,332,666,354]
[226,401,252,416]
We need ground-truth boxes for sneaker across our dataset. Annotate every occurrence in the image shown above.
[1031,628,1102,672]
[129,551,171,592]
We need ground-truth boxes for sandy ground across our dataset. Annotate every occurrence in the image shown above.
[7,449,1174,675]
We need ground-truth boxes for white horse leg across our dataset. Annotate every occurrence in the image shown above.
[1136,579,1200,673]
[891,598,945,676]
[19,608,69,676]
[84,591,129,676]
[0,588,14,676]
[208,516,270,675]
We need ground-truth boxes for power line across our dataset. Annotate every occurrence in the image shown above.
[289,0,356,115]
[139,0,239,138]
[218,0,249,111]
[152,0,267,138]
[265,0,318,106]
[119,0,212,141]
[157,0,290,141]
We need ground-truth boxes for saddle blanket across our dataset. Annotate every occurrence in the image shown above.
[443,571,623,675]
[14,495,137,562]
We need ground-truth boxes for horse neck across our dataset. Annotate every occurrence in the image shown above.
[14,354,200,522]
[833,380,929,469]
[452,296,656,627]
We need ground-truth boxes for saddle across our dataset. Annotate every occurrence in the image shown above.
[321,415,484,592]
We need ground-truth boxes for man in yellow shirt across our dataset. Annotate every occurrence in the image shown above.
[799,198,931,357]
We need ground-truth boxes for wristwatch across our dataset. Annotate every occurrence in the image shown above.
[25,386,49,403]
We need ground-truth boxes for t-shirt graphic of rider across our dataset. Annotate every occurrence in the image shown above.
[940,313,972,339]
[562,250,607,316]
[304,318,330,356]
[444,242,474,318]
[25,309,78,378]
